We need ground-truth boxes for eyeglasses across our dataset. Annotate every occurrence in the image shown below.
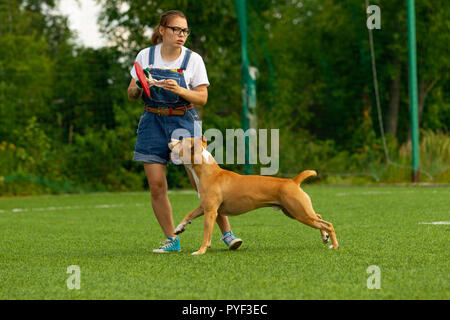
[165,25,191,37]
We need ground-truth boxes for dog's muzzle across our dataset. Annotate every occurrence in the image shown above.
[170,151,183,165]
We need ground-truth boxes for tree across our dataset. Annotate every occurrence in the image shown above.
[0,1,54,141]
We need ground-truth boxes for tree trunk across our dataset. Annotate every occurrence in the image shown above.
[386,61,402,137]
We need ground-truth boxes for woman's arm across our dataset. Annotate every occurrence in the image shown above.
[163,80,208,106]
[127,77,208,106]
[127,78,143,102]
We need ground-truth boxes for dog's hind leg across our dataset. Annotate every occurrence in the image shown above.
[304,218,338,249]
[315,214,330,244]
[281,208,295,219]
[282,207,329,244]
[291,204,339,249]
[281,188,338,249]
[174,206,203,235]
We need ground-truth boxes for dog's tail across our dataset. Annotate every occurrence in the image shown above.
[292,170,317,185]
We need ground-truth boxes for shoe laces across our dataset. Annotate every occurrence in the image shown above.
[159,238,175,248]
[160,239,171,246]
[220,232,233,242]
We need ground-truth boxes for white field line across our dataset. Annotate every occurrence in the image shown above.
[0,190,198,213]
[0,203,147,213]
[335,190,443,197]
[419,222,450,225]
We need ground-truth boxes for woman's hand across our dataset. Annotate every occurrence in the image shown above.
[162,79,184,95]
[141,78,207,106]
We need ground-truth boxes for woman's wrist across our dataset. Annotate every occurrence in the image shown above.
[128,86,143,101]
[182,88,207,106]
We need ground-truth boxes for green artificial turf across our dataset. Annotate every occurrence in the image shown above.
[0,186,448,299]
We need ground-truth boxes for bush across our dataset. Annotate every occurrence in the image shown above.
[386,130,450,183]
[0,117,77,195]
[275,126,449,184]
[63,126,142,191]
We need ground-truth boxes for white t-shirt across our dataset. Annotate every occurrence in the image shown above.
[130,44,210,90]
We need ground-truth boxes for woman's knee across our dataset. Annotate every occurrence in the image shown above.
[143,163,168,198]
[148,180,168,198]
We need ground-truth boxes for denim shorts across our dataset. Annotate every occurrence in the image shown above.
[133,108,201,164]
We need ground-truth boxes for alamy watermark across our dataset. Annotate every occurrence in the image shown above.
[172,120,279,175]
[367,5,381,30]
[66,265,81,290]
[366,265,381,289]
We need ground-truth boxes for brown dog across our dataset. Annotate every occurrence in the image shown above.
[169,137,339,255]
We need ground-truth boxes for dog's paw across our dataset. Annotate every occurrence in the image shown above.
[192,250,205,255]
[174,223,187,235]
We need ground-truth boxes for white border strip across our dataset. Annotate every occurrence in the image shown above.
[0,203,146,213]
[336,190,443,197]
[419,221,450,225]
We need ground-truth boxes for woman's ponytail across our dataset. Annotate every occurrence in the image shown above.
[151,24,163,45]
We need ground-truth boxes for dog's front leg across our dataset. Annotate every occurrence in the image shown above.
[174,206,204,235]
[192,208,218,255]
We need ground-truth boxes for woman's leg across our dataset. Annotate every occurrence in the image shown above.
[144,163,175,238]
[216,215,231,234]
[184,166,231,233]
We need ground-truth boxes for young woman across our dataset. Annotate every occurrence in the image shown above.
[127,10,242,253]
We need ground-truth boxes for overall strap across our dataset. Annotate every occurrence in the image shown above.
[148,46,156,66]
[180,49,192,70]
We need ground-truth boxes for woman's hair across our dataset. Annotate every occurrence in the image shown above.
[151,10,187,45]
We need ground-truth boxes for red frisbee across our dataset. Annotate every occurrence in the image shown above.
[134,61,150,98]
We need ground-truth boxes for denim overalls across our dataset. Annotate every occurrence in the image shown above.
[134,46,201,164]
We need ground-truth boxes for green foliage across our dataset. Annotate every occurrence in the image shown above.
[14,117,53,175]
[0,117,66,195]
[64,128,142,191]
[0,0,449,195]
[394,130,450,182]
[0,33,53,141]
[422,87,450,132]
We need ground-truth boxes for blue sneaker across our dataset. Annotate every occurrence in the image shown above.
[152,236,181,253]
[220,231,242,250]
